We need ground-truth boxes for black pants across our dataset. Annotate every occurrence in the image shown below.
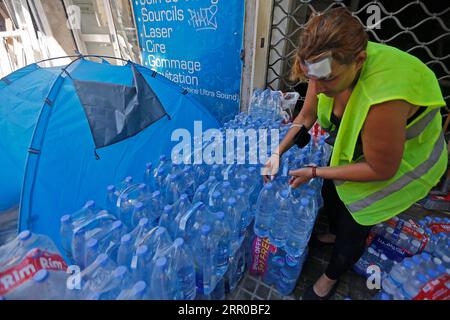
[320,178,373,280]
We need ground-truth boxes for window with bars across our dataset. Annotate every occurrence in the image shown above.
[266,0,450,122]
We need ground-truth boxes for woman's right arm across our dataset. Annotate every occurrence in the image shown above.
[277,81,318,156]
[263,81,318,181]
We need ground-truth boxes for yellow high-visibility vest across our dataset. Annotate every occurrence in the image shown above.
[317,41,448,226]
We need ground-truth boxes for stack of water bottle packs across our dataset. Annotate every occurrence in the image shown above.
[353,214,449,300]
[0,88,332,299]
[244,89,332,295]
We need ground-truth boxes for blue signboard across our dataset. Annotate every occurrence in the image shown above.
[131,0,245,124]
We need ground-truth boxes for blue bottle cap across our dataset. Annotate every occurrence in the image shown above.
[153,190,161,197]
[427,269,438,279]
[138,183,146,190]
[265,183,273,189]
[238,188,246,194]
[156,257,167,268]
[208,176,217,182]
[300,198,309,206]
[403,260,413,269]
[228,197,236,205]
[180,194,189,201]
[87,238,98,249]
[436,265,446,274]
[121,234,132,244]
[215,211,225,221]
[223,181,231,188]
[160,155,166,161]
[164,205,173,213]
[114,266,128,279]
[125,176,133,183]
[280,190,290,198]
[136,245,148,256]
[18,230,32,241]
[107,185,115,192]
[421,253,431,261]
[198,185,206,191]
[213,191,221,199]
[133,281,147,295]
[112,220,123,230]
[157,168,165,175]
[61,215,72,224]
[146,162,152,169]
[201,225,211,235]
[138,217,149,227]
[173,238,185,247]
[84,200,95,209]
[417,273,428,283]
[155,226,167,237]
[33,270,49,283]
[240,175,248,181]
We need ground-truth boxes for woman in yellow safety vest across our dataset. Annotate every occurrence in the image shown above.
[263,7,447,299]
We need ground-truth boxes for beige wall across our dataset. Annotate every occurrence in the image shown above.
[39,0,77,56]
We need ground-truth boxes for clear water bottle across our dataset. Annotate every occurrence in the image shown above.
[212,211,231,276]
[168,238,196,300]
[130,245,151,282]
[285,197,311,257]
[402,273,428,299]
[390,259,413,285]
[60,214,74,262]
[269,190,293,248]
[117,234,133,268]
[192,224,218,295]
[225,197,243,254]
[254,183,276,238]
[149,257,182,300]
[193,185,209,205]
[164,173,182,205]
[144,162,156,193]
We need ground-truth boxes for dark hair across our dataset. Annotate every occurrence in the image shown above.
[291,7,368,81]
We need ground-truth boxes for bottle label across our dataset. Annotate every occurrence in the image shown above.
[0,250,68,296]
[249,236,276,275]
[413,274,450,300]
[428,222,450,234]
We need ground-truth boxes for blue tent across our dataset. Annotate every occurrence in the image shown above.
[0,56,219,249]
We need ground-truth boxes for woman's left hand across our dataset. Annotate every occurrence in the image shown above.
[288,168,314,188]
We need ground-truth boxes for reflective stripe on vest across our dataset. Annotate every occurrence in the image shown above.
[346,132,445,212]
[332,109,441,187]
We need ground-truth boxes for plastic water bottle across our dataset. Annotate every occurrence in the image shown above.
[168,238,196,300]
[269,190,292,248]
[285,197,310,257]
[254,183,276,238]
[85,238,100,268]
[192,225,218,295]
[225,197,243,254]
[277,254,304,295]
[212,211,231,276]
[263,251,285,286]
[149,257,182,300]
[60,215,74,262]
[105,185,119,215]
[117,234,133,267]
[14,269,66,300]
[144,162,156,193]
[130,245,151,282]
[193,185,209,205]
[390,259,413,285]
[164,174,182,205]
[402,273,428,299]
